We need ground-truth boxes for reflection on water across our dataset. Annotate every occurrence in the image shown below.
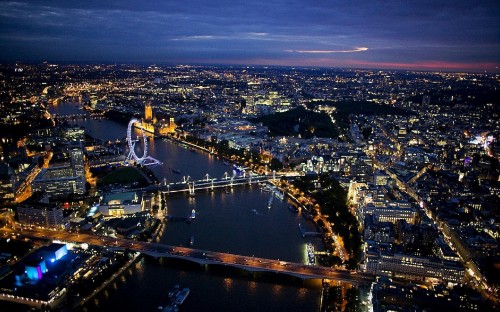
[297,287,308,299]
[247,280,257,293]
[103,289,109,300]
[134,261,144,278]
[50,103,323,312]
[92,298,100,309]
[272,284,283,297]
[223,277,233,291]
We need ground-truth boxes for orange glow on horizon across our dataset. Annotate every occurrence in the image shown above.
[189,58,499,73]
[348,60,500,72]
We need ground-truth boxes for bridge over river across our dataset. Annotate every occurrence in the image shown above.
[16,228,374,286]
[142,172,299,197]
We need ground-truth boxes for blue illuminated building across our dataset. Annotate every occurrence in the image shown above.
[15,243,68,283]
[25,258,47,281]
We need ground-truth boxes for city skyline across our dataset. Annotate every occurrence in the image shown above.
[0,58,498,311]
[0,0,499,72]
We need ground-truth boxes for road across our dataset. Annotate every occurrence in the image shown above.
[9,228,375,286]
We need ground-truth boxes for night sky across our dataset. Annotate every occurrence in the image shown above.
[0,0,498,72]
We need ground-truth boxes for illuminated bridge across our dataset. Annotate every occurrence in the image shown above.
[146,172,299,196]
[17,229,374,286]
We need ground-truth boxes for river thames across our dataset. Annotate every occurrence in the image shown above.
[48,103,329,312]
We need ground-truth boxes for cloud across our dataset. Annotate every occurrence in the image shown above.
[0,34,63,42]
[0,0,497,71]
[285,47,369,53]
[172,35,216,41]
[172,33,310,42]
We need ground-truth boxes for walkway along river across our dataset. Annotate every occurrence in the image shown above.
[49,103,353,312]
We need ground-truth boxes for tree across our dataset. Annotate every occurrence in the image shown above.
[37,155,44,168]
[269,158,283,171]
[361,126,372,140]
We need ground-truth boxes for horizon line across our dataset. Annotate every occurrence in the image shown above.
[1,59,499,75]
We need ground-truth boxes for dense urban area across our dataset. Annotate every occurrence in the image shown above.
[0,63,498,311]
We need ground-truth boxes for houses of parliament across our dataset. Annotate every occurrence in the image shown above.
[140,102,176,136]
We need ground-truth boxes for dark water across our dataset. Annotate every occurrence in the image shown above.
[49,103,324,312]
[162,188,310,261]
[82,257,321,312]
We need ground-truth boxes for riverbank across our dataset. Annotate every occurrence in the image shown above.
[46,100,324,312]
[72,252,141,310]
[163,135,212,154]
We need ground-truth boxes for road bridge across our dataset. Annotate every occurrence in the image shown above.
[16,228,374,286]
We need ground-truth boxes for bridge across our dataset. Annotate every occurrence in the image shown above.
[52,113,90,121]
[145,172,299,196]
[16,228,375,286]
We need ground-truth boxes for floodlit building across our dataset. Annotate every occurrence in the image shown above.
[99,191,145,216]
[140,102,177,136]
[16,243,68,283]
[41,243,68,262]
[24,257,47,281]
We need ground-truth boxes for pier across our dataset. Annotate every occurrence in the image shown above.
[164,215,189,221]
[164,209,196,222]
[298,223,322,237]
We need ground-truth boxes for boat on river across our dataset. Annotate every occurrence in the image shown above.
[174,288,190,305]
[168,285,180,298]
[307,242,316,266]
[162,305,178,312]
[233,164,246,176]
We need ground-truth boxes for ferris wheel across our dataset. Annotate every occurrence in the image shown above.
[126,118,162,166]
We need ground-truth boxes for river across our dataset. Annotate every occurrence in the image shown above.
[49,103,325,312]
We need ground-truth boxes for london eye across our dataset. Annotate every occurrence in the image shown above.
[126,118,162,166]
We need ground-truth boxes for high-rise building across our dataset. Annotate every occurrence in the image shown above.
[32,144,86,198]
[68,143,85,178]
[0,162,15,203]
